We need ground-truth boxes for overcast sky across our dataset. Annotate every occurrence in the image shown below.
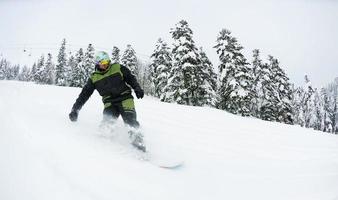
[0,0,337,87]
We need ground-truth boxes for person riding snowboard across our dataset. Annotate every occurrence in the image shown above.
[69,51,146,152]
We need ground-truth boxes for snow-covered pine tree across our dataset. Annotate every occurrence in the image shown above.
[0,60,19,81]
[214,28,254,116]
[321,88,333,132]
[7,64,20,80]
[333,78,338,133]
[18,65,31,82]
[0,59,4,80]
[258,63,279,122]
[82,44,95,84]
[143,62,153,95]
[121,44,138,78]
[292,75,315,127]
[67,52,77,87]
[2,63,10,80]
[137,59,152,95]
[165,20,214,106]
[196,47,217,107]
[43,53,55,85]
[312,89,324,131]
[111,46,120,63]
[324,79,338,133]
[303,75,315,127]
[29,63,37,82]
[0,59,17,80]
[292,86,304,126]
[70,48,85,87]
[164,20,197,104]
[267,55,293,124]
[55,39,67,86]
[149,38,172,99]
[14,65,20,80]
[251,49,265,117]
[0,59,9,80]
[34,55,45,84]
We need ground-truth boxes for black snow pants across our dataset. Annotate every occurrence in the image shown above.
[102,98,140,129]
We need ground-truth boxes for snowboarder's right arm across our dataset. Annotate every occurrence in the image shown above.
[69,79,95,122]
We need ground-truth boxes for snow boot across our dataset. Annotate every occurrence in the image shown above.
[128,130,146,152]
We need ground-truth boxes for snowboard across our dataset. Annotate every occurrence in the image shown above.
[150,157,184,169]
[98,123,184,169]
[136,150,184,169]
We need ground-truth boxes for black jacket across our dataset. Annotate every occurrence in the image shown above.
[71,63,141,112]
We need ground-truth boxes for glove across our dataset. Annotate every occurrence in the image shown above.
[69,110,78,122]
[135,88,144,99]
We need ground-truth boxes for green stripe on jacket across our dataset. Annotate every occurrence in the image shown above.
[90,63,123,83]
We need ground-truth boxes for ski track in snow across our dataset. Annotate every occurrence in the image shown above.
[1,80,338,200]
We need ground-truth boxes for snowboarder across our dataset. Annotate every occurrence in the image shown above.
[68,51,146,152]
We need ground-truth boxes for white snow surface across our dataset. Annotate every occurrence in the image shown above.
[1,81,338,200]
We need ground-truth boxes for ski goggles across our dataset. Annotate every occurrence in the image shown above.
[96,59,110,66]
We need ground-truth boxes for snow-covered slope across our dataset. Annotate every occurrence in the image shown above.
[1,81,338,200]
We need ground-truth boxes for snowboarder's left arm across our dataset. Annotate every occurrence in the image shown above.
[120,65,144,99]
